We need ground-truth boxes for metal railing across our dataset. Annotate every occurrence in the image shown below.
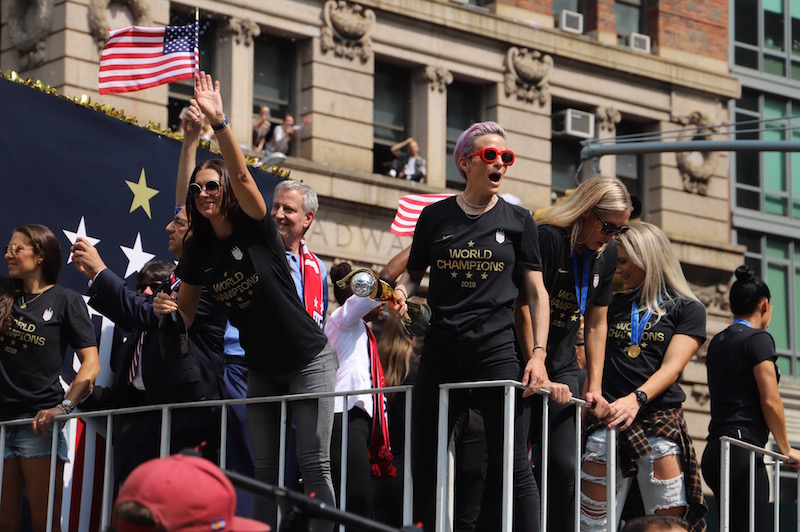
[1,382,617,532]
[719,436,800,532]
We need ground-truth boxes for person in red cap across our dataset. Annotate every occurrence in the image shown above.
[111,454,269,531]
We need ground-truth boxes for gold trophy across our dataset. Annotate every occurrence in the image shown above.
[336,268,431,336]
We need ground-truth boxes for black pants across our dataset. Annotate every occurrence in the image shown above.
[330,408,373,528]
[529,371,579,531]
[702,435,769,532]
[411,347,539,532]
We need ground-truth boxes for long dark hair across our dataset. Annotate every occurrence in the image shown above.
[0,224,62,334]
[730,264,771,316]
[184,159,239,243]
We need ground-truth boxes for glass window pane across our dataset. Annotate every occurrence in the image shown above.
[766,194,789,215]
[767,238,790,258]
[776,354,792,377]
[447,81,482,189]
[739,91,761,113]
[736,187,761,209]
[253,36,294,116]
[615,2,641,36]
[764,55,787,75]
[767,263,790,350]
[737,231,762,253]
[764,152,786,190]
[792,61,800,80]
[765,1,786,51]
[735,47,760,69]
[374,63,410,174]
[552,138,581,193]
[554,0,580,13]
[735,0,759,45]
[736,153,760,186]
[793,4,800,56]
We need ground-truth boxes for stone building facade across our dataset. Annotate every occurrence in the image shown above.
[6,0,796,499]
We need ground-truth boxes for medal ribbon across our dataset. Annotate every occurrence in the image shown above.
[630,299,653,347]
[733,318,754,328]
[573,251,592,318]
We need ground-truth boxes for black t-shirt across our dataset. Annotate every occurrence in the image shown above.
[0,284,96,420]
[538,224,616,376]
[603,289,706,409]
[180,209,328,374]
[706,324,777,445]
[406,196,542,353]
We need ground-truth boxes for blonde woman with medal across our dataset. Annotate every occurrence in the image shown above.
[516,175,631,530]
[580,222,707,531]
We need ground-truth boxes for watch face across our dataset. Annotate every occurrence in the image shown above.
[635,390,647,403]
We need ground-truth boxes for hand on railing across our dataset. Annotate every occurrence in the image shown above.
[783,448,800,470]
[584,390,611,419]
[602,394,640,431]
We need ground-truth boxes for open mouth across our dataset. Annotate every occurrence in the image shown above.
[489,172,502,183]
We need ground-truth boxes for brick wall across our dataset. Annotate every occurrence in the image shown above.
[650,1,728,60]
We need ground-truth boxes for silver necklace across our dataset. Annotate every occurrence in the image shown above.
[460,192,495,209]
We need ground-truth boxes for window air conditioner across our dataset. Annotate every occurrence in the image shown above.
[555,10,584,34]
[624,32,651,53]
[552,109,595,139]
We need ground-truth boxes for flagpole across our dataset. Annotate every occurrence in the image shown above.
[194,7,200,81]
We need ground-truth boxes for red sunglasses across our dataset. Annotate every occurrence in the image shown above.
[467,146,515,166]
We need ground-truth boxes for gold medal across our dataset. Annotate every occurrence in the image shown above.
[627,344,641,358]
[579,314,584,329]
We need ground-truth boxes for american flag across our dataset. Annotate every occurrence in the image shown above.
[390,194,454,237]
[1,76,282,530]
[99,22,198,95]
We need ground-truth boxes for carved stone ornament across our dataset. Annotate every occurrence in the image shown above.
[690,282,730,314]
[425,66,453,93]
[88,0,152,51]
[320,0,375,63]
[675,111,720,196]
[598,106,622,135]
[504,47,553,106]
[227,18,261,47]
[8,0,55,69]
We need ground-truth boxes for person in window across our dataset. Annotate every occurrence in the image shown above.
[0,224,100,532]
[701,265,800,531]
[253,105,274,153]
[391,121,550,531]
[516,175,629,529]
[388,137,427,182]
[580,222,707,531]
[154,72,336,532]
[265,113,310,156]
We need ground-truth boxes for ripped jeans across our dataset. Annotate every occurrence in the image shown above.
[580,429,688,531]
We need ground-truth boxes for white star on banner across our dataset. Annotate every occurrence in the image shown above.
[63,217,101,264]
[120,233,155,279]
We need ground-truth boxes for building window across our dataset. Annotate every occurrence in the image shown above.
[554,0,585,13]
[253,34,295,119]
[167,10,216,131]
[446,80,483,190]
[733,90,800,219]
[735,229,800,377]
[615,0,646,42]
[615,121,644,206]
[373,62,411,175]
[733,0,800,81]
[551,104,592,197]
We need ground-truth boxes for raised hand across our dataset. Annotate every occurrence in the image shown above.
[181,103,203,143]
[193,70,225,124]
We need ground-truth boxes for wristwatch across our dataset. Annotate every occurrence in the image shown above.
[634,389,647,405]
[211,115,229,131]
[60,399,75,413]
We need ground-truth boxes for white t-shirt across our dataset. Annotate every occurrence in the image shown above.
[325,295,380,415]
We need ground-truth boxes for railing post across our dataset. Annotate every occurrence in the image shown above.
[100,414,115,527]
[574,402,582,532]
[721,438,731,531]
[501,384,514,532]
[403,388,413,525]
[540,394,550,532]
[159,406,171,457]
[46,419,59,532]
[607,427,617,532]
[219,403,229,470]
[435,387,450,532]
[773,458,781,531]
[749,452,756,531]
[338,394,351,531]
[0,424,6,507]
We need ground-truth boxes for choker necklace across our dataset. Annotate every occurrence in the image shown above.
[461,192,496,209]
[20,291,46,309]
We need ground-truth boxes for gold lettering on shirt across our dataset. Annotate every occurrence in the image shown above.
[435,246,505,289]
[4,316,46,354]
[212,272,260,309]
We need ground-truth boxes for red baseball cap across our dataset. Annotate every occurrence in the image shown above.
[113,454,269,531]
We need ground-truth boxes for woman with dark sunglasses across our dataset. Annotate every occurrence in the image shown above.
[392,121,550,530]
[0,224,100,532]
[154,72,336,531]
[515,175,631,529]
[580,222,707,531]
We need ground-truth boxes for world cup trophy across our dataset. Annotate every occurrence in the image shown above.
[335,268,431,336]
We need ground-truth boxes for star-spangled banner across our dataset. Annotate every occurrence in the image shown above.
[0,76,283,530]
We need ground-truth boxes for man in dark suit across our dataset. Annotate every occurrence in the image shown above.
[72,208,227,482]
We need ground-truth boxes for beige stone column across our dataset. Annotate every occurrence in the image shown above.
[412,66,451,188]
[594,105,621,178]
[215,18,259,146]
